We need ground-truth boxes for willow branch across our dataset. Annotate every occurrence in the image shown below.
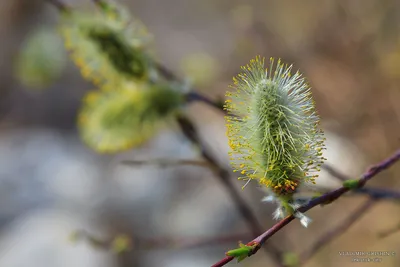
[154,62,226,113]
[176,115,285,266]
[211,149,400,267]
[121,159,212,169]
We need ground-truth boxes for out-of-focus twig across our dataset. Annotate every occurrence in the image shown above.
[298,198,375,265]
[69,230,133,254]
[69,229,109,249]
[176,115,285,266]
[378,222,400,239]
[353,187,400,200]
[70,229,253,251]
[211,149,400,267]
[322,164,349,181]
[154,62,227,113]
[138,232,253,250]
[121,159,213,169]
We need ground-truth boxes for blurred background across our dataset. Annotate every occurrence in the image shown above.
[0,0,399,266]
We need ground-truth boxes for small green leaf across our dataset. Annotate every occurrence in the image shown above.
[225,242,258,263]
[226,247,250,257]
[342,179,360,189]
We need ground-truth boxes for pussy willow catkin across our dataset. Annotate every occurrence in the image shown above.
[224,57,326,225]
[78,83,184,153]
[60,11,151,87]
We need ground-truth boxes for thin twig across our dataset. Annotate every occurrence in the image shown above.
[322,164,349,181]
[138,232,253,250]
[70,230,110,249]
[176,115,285,266]
[71,229,253,251]
[121,159,213,169]
[299,198,375,265]
[155,62,227,113]
[378,223,400,239]
[211,149,400,267]
[354,187,400,200]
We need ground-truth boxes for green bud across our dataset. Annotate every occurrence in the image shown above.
[342,179,360,189]
[225,242,258,263]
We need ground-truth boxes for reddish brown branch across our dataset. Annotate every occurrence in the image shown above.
[211,149,400,267]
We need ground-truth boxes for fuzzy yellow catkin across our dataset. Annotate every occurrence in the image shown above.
[78,83,184,153]
[224,56,326,225]
[59,10,151,87]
